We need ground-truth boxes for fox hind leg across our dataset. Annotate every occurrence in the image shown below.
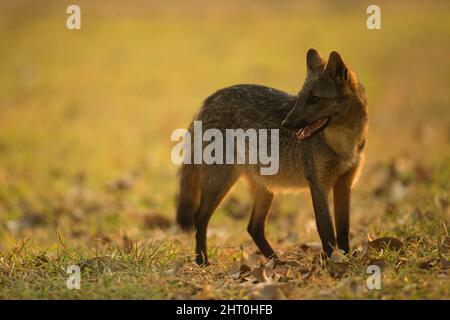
[247,181,277,260]
[195,167,237,266]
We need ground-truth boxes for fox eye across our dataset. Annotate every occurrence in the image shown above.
[308,96,321,104]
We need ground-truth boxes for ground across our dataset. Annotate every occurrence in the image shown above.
[0,1,449,299]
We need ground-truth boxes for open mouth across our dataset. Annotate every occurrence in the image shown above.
[296,117,329,141]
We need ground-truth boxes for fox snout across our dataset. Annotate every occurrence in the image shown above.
[282,100,332,141]
[281,104,308,130]
[281,116,307,130]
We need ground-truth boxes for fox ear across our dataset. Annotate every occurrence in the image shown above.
[306,48,325,75]
[325,51,349,83]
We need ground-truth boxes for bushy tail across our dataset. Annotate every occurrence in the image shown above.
[176,164,201,231]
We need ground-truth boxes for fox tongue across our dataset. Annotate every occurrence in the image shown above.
[296,118,328,141]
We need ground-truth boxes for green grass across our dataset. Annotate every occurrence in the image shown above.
[0,0,449,299]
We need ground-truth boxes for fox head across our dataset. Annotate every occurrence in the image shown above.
[282,49,367,140]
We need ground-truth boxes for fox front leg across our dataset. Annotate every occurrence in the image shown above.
[333,165,359,253]
[302,146,337,257]
[307,179,337,257]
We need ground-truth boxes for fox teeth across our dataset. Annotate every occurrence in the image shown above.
[296,128,305,140]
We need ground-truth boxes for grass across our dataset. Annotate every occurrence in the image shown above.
[0,0,449,299]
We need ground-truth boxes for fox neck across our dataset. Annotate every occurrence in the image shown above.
[321,100,368,160]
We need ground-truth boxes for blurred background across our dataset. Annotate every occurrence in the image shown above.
[0,0,449,255]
